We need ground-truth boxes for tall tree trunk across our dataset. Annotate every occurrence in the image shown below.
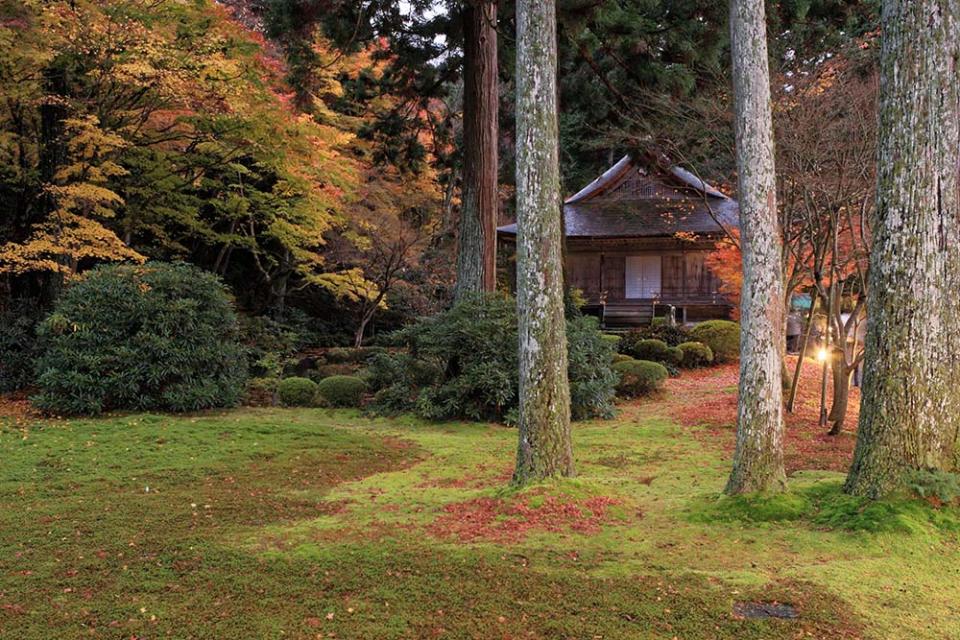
[845,0,960,498]
[454,0,499,300]
[512,0,574,485]
[725,0,787,495]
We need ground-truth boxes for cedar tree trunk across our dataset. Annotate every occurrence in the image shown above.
[512,0,575,485]
[845,0,960,498]
[725,0,787,495]
[454,0,499,300]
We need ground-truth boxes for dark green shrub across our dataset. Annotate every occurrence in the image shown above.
[613,359,668,397]
[667,346,684,366]
[621,324,689,350]
[34,262,247,415]
[315,375,367,407]
[689,320,740,363]
[567,315,618,420]
[277,377,318,406]
[624,338,671,362]
[0,302,43,392]
[240,314,302,378]
[367,295,617,422]
[600,333,621,348]
[678,341,714,368]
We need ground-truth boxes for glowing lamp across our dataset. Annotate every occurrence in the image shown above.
[817,347,828,362]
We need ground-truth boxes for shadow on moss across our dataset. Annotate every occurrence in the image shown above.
[689,481,960,534]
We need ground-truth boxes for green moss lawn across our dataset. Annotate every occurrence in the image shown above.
[2,366,958,639]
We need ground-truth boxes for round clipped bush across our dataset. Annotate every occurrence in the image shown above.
[34,262,247,415]
[600,333,622,348]
[612,359,669,397]
[621,324,689,349]
[277,377,318,406]
[689,320,740,363]
[667,346,684,366]
[315,375,367,407]
[612,353,634,364]
[624,338,671,362]
[678,341,714,368]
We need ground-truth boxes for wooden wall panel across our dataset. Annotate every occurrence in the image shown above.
[567,253,602,299]
[601,256,626,301]
[661,254,685,296]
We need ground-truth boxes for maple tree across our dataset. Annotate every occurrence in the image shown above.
[0,0,446,327]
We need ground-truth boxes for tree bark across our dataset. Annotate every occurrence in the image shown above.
[845,0,960,498]
[512,0,574,485]
[454,0,499,300]
[725,0,787,495]
[827,353,853,435]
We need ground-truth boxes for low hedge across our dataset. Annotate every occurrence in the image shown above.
[277,377,318,407]
[624,338,671,362]
[600,334,622,348]
[315,375,367,407]
[689,320,740,363]
[667,346,684,366]
[613,359,669,397]
[623,338,684,367]
[678,341,714,368]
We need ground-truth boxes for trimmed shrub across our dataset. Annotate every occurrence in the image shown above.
[315,375,367,408]
[612,353,635,364]
[624,338,671,362]
[613,359,668,397]
[277,377,317,406]
[600,333,622,348]
[367,295,617,422]
[34,262,247,415]
[621,324,689,350]
[678,341,714,368]
[667,346,684,366]
[689,320,740,363]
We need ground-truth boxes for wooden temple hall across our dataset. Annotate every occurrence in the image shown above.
[498,155,738,327]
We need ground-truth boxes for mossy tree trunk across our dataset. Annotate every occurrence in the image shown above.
[845,0,960,498]
[512,0,575,485]
[725,0,787,495]
[454,0,499,300]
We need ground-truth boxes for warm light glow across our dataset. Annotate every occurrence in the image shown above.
[817,347,828,362]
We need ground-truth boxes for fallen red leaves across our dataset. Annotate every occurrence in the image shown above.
[429,493,622,543]
[664,357,860,473]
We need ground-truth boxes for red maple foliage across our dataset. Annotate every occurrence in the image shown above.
[666,358,859,473]
[429,493,623,544]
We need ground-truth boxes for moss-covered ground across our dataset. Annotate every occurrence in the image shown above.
[2,366,958,638]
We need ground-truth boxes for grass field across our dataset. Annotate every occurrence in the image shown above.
[2,365,958,639]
